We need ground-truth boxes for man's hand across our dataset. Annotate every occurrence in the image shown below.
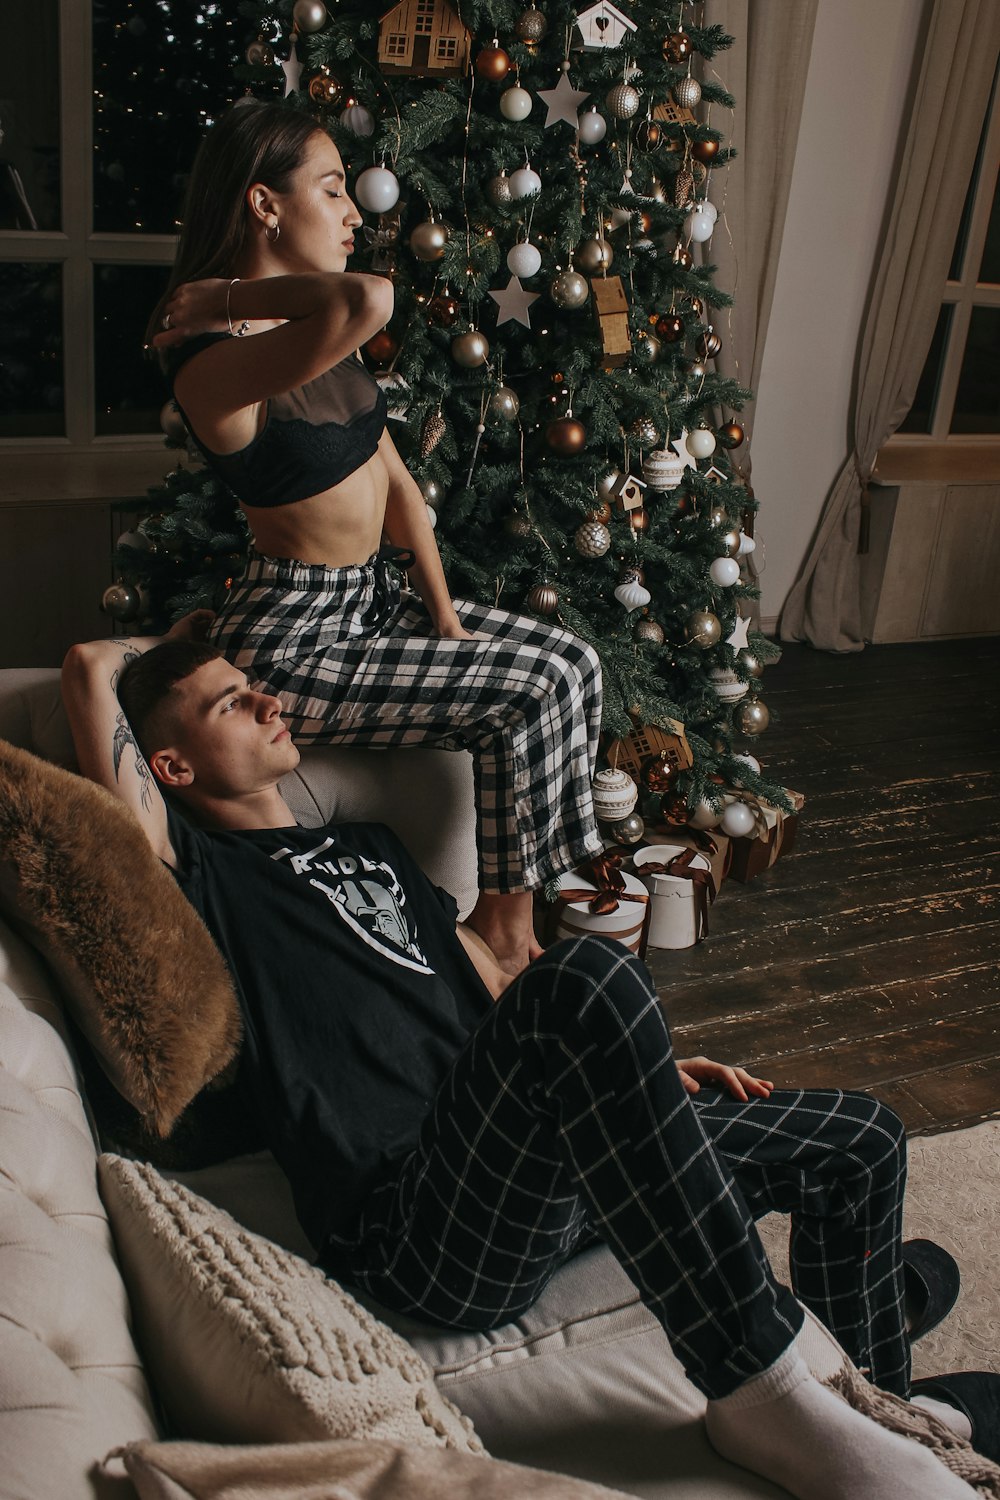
[676,1056,774,1102]
[166,608,216,642]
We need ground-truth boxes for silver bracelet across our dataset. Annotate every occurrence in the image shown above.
[227,278,250,338]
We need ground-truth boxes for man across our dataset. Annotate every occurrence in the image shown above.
[61,622,994,1500]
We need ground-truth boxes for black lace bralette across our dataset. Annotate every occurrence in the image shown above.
[167,332,388,508]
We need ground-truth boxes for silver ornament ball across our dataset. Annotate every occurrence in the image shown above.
[606,82,641,120]
[735,697,770,736]
[610,812,645,845]
[292,0,327,32]
[159,400,186,440]
[577,108,608,145]
[672,76,702,109]
[634,331,661,365]
[340,103,375,137]
[575,236,614,274]
[489,385,520,422]
[409,219,449,261]
[419,478,442,507]
[101,582,141,622]
[507,240,542,278]
[550,269,590,309]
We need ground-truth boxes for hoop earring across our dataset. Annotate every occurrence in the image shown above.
[265,221,280,243]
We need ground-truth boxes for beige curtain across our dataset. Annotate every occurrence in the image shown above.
[699,1,820,618]
[780,0,1000,651]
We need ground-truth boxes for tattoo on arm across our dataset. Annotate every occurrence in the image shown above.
[113,708,154,814]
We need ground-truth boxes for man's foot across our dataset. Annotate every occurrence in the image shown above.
[911,1372,1000,1464]
[706,1348,980,1499]
[903,1238,961,1341]
[466,891,537,978]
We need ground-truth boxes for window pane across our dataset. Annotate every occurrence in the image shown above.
[898,304,952,434]
[94,262,171,435]
[978,163,1000,284]
[0,262,64,436]
[0,0,60,230]
[92,2,243,234]
[951,306,1000,434]
[952,59,998,281]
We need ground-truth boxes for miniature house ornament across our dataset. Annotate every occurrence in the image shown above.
[575,2,638,51]
[378,0,471,78]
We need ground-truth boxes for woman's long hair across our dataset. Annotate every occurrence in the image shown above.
[146,101,323,346]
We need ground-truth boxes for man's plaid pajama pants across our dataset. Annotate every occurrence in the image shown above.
[323,937,910,1401]
[209,549,604,893]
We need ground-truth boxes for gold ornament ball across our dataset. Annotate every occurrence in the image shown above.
[721,526,742,558]
[292,0,327,32]
[574,520,611,558]
[634,330,661,365]
[489,385,520,422]
[735,697,770,736]
[246,37,274,66]
[687,358,708,381]
[634,617,665,645]
[476,44,511,81]
[597,470,623,502]
[527,581,559,615]
[101,581,141,622]
[686,609,722,649]
[630,415,660,447]
[606,82,641,119]
[550,269,590,309]
[505,512,533,539]
[409,220,449,262]
[451,330,490,367]
[708,504,729,529]
[663,31,692,63]
[739,649,765,679]
[545,416,587,454]
[672,76,702,110]
[610,812,645,845]
[515,4,548,45]
[692,137,720,164]
[575,236,614,275]
[159,400,186,440]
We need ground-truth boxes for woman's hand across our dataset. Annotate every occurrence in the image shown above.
[676,1056,774,1102]
[151,279,233,348]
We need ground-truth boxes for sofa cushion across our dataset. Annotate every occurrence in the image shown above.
[0,919,159,1500]
[0,736,241,1135]
[97,1155,484,1455]
[113,1435,630,1500]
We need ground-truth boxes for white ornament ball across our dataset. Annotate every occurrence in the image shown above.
[597,470,623,502]
[340,103,375,137]
[732,752,761,781]
[690,798,723,831]
[709,668,749,703]
[642,449,685,491]
[510,166,542,199]
[614,581,652,611]
[686,427,717,460]
[709,556,741,587]
[696,198,718,223]
[355,165,400,214]
[686,209,714,243]
[507,240,542,278]
[500,86,533,121]
[591,768,639,823]
[739,532,757,556]
[721,800,757,839]
[577,108,608,145]
[426,504,437,528]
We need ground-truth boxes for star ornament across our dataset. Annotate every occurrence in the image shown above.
[537,70,590,129]
[669,429,698,471]
[726,613,751,652]
[280,39,303,97]
[489,275,540,329]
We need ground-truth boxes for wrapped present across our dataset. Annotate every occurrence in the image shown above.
[548,850,650,957]
[727,789,804,884]
[631,843,714,950]
[643,824,731,900]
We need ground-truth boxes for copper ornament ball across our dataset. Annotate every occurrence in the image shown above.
[515,4,548,44]
[427,293,459,327]
[588,500,613,524]
[526,581,560,615]
[618,563,645,585]
[363,330,398,366]
[292,0,327,32]
[451,330,490,367]
[489,385,520,422]
[545,416,587,454]
[629,507,650,533]
[718,420,745,449]
[643,755,676,792]
[476,44,511,81]
[655,312,685,342]
[673,244,693,269]
[245,38,274,66]
[662,31,692,63]
[308,69,342,105]
[636,120,663,152]
[691,137,720,164]
[660,791,689,826]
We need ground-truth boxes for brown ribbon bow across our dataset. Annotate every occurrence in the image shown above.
[557,849,650,916]
[635,848,713,941]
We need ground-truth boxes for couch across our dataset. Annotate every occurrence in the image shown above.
[0,664,853,1500]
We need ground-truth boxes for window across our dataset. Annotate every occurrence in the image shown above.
[0,0,239,454]
[434,37,459,61]
[897,62,1000,440]
[414,1,435,36]
[385,33,409,58]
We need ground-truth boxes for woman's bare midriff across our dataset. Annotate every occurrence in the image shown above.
[240,448,390,567]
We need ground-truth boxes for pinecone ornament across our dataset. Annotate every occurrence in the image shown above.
[420,406,446,457]
[674,168,694,208]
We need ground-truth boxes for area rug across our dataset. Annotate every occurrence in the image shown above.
[756,1119,1000,1379]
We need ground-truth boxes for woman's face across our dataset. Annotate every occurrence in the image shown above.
[265,132,362,273]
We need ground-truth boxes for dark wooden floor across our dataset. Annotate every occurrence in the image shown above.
[647,635,1000,1137]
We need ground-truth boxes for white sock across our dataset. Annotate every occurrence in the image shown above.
[705,1347,979,1500]
[912,1393,974,1442]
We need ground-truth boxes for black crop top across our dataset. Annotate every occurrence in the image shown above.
[166,332,388,508]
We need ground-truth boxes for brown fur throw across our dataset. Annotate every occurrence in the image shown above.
[0,736,241,1136]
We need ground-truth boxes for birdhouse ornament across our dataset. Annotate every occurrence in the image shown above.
[575,2,638,51]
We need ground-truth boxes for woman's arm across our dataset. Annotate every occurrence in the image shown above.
[154,272,394,432]
[378,427,471,640]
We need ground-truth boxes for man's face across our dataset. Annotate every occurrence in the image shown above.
[163,657,300,797]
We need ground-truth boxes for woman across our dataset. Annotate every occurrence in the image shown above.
[148,101,603,977]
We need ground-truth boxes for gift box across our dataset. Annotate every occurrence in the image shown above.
[548,853,650,957]
[643,825,731,899]
[726,789,804,884]
[631,844,714,950]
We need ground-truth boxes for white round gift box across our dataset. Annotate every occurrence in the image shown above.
[553,868,648,955]
[632,843,712,950]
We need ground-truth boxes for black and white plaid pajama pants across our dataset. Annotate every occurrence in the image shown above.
[209,549,604,893]
[323,937,910,1401]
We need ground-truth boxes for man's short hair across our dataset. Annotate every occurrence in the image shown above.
[117,639,223,758]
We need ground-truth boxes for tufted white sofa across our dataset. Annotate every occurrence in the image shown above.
[0,666,852,1500]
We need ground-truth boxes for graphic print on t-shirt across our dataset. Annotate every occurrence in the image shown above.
[270,835,434,974]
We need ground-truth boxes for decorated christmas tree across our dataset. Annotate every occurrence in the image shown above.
[112,0,790,843]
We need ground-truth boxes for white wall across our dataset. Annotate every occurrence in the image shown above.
[751,0,925,628]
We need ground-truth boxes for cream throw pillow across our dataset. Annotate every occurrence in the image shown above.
[113,1436,629,1500]
[98,1156,482,1455]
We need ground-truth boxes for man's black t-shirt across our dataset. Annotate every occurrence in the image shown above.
[167,812,493,1250]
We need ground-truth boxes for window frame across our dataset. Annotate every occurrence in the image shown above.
[0,0,176,459]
